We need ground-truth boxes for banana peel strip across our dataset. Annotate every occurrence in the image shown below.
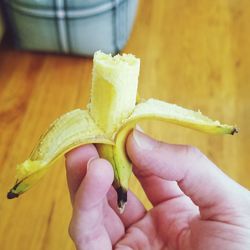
[8,109,113,198]
[116,99,237,137]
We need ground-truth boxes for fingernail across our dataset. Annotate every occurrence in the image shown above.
[87,157,98,171]
[133,129,155,150]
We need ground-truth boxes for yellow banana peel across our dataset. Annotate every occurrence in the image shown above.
[7,51,238,213]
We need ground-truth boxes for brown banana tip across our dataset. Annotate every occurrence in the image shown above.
[7,191,19,199]
[116,186,127,213]
[231,127,239,135]
[118,201,127,214]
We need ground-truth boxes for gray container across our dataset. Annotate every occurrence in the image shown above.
[4,0,138,55]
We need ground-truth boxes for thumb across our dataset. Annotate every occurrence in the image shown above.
[126,129,250,222]
[69,158,113,250]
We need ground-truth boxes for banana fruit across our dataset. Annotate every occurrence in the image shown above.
[7,51,238,213]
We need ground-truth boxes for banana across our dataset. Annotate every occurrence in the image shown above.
[7,51,238,213]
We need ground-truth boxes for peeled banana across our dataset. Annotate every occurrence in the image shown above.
[7,51,238,213]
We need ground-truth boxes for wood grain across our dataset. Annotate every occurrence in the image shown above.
[0,1,249,249]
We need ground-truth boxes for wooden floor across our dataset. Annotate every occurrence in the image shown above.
[0,1,250,249]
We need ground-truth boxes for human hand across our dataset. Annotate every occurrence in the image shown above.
[65,129,250,250]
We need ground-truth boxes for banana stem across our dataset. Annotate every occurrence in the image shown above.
[116,186,127,214]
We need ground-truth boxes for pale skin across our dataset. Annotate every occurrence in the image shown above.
[65,129,250,250]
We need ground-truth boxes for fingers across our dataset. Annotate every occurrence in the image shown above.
[126,130,186,207]
[69,158,123,250]
[73,158,113,210]
[65,144,98,203]
[137,175,185,205]
[66,145,146,229]
[126,129,249,221]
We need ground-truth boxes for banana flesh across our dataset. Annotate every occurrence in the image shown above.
[8,51,238,213]
[89,51,140,136]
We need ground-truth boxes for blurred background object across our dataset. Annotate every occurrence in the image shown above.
[2,0,138,55]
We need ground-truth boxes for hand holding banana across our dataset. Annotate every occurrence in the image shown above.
[67,131,250,250]
[8,51,237,212]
